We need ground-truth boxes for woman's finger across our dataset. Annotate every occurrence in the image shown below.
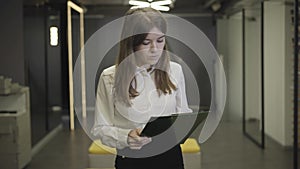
[129,146,143,150]
[139,137,152,144]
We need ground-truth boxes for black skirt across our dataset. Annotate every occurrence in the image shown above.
[115,145,184,169]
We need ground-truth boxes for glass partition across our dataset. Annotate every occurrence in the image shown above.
[242,2,265,148]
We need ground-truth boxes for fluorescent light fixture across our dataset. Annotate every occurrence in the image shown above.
[151,4,170,11]
[129,0,149,6]
[50,26,58,46]
[151,0,172,6]
[129,0,173,11]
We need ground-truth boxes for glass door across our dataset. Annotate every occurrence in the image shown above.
[242,1,265,148]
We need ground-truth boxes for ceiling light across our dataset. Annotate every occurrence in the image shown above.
[151,0,172,6]
[129,0,150,6]
[151,4,170,11]
[129,0,174,11]
[211,2,221,12]
[50,26,58,46]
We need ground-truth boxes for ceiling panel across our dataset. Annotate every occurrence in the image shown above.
[23,0,266,16]
[78,0,129,5]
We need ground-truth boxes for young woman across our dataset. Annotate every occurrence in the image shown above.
[92,7,192,169]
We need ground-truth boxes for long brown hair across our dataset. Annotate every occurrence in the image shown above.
[114,7,177,106]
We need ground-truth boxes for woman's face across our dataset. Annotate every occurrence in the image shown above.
[135,27,165,68]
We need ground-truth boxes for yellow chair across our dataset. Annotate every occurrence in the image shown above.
[181,138,201,169]
[88,140,116,168]
[88,138,201,169]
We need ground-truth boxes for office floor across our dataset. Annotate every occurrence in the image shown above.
[24,117,294,169]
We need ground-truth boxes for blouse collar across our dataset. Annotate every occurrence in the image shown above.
[135,65,155,76]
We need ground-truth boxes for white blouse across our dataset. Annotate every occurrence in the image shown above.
[91,62,192,149]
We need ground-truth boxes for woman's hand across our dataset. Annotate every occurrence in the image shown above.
[127,128,152,150]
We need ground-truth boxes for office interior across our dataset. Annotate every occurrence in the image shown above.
[0,0,299,168]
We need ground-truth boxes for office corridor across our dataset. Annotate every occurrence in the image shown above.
[24,118,293,169]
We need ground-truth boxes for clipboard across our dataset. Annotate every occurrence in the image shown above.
[140,111,209,144]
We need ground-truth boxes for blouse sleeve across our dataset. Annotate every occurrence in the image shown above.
[91,72,131,149]
[175,65,193,113]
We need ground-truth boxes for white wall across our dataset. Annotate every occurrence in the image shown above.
[217,13,243,121]
[264,1,293,146]
[245,15,262,121]
[218,2,293,146]
[218,12,262,122]
[284,3,293,147]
